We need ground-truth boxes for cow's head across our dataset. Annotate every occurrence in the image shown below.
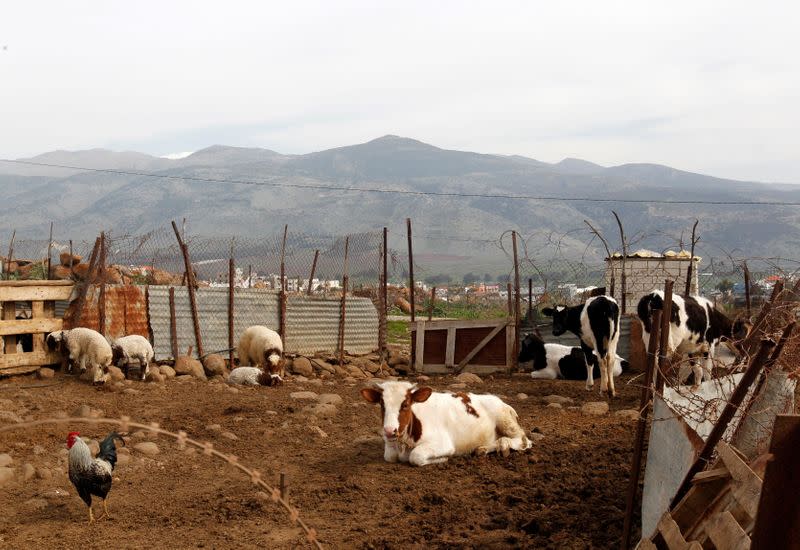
[541,305,570,336]
[361,381,432,442]
[519,332,546,365]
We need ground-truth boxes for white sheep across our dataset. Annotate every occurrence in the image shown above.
[237,325,285,384]
[47,328,112,384]
[111,335,154,381]
[227,366,278,386]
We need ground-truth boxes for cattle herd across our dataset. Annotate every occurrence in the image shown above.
[43,289,749,468]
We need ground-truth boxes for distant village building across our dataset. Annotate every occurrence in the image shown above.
[605,249,699,307]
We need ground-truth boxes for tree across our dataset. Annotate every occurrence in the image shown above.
[716,279,734,293]
[425,273,451,285]
[483,273,493,283]
[463,272,480,285]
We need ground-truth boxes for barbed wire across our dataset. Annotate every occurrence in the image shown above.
[0,416,323,548]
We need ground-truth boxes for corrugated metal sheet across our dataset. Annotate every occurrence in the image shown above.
[63,285,149,339]
[148,286,280,360]
[285,295,378,355]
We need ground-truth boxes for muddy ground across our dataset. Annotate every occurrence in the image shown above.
[0,370,642,549]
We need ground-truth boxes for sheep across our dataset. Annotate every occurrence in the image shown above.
[110,335,154,381]
[227,366,280,386]
[237,325,285,385]
[361,381,531,466]
[46,328,112,384]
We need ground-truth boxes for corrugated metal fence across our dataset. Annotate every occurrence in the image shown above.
[148,286,378,360]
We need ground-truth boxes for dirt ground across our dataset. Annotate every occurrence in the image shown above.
[0,369,642,549]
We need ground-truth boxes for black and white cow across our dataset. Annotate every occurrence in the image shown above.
[542,295,621,397]
[637,290,751,386]
[518,332,629,380]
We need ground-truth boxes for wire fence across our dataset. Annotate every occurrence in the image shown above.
[3,222,800,318]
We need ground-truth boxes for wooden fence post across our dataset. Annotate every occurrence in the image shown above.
[427,286,436,321]
[65,236,100,328]
[171,220,203,358]
[406,219,415,322]
[98,232,107,336]
[46,221,53,280]
[338,236,349,368]
[228,257,235,368]
[743,261,751,319]
[512,231,521,371]
[621,308,662,550]
[306,249,319,296]
[279,224,287,340]
[168,286,178,359]
[655,279,674,392]
[4,230,15,280]
[528,278,533,323]
[379,227,388,360]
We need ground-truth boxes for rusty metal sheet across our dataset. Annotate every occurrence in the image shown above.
[284,295,378,356]
[63,284,149,339]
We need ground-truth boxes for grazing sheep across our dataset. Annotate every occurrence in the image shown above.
[110,335,154,381]
[47,328,112,384]
[237,325,285,385]
[227,366,280,386]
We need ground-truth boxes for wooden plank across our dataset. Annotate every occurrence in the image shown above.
[706,511,750,550]
[409,317,511,330]
[414,320,426,370]
[506,322,514,372]
[0,365,40,377]
[2,301,16,354]
[444,327,456,367]
[717,442,761,519]
[0,280,73,287]
[751,415,800,550]
[455,321,508,372]
[0,317,63,336]
[638,540,658,550]
[0,285,73,302]
[0,350,61,369]
[658,513,703,550]
[31,301,45,352]
[692,467,731,484]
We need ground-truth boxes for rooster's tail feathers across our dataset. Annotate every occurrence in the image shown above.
[98,431,125,469]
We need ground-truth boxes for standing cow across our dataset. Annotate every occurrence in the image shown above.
[542,295,621,397]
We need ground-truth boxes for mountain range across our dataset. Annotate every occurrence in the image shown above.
[2,135,799,270]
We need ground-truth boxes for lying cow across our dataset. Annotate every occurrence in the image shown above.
[637,290,751,386]
[542,295,621,397]
[360,381,531,466]
[518,332,629,380]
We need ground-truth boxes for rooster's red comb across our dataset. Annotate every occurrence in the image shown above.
[67,431,80,439]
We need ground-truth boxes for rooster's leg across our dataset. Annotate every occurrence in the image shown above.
[88,505,95,523]
[97,498,110,520]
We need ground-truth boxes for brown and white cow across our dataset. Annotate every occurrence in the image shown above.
[360,381,531,466]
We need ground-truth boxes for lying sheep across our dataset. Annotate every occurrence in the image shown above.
[46,328,112,384]
[111,335,154,381]
[237,325,285,386]
[227,366,279,386]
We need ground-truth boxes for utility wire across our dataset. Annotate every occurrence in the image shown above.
[1,158,797,206]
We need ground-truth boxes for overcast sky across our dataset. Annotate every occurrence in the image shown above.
[1,1,798,183]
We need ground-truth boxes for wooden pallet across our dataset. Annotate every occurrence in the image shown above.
[0,280,73,374]
[641,441,762,550]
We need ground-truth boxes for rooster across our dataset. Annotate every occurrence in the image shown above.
[66,431,125,522]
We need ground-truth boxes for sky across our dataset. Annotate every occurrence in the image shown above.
[1,1,799,183]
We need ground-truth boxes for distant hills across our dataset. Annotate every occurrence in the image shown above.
[2,135,799,270]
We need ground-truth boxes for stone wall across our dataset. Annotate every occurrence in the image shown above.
[605,257,699,310]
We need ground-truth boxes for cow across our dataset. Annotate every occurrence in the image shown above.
[518,331,629,380]
[542,295,621,397]
[637,290,751,386]
[360,381,531,466]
